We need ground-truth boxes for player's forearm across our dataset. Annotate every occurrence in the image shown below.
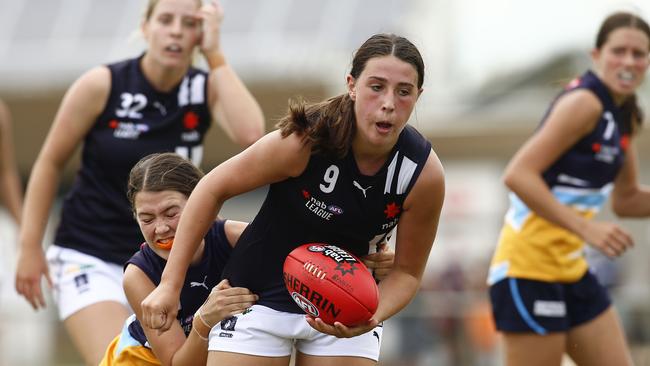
[0,173,22,225]
[612,185,650,217]
[374,270,420,322]
[168,316,210,366]
[19,160,60,249]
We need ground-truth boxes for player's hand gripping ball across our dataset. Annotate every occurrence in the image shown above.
[283,243,379,326]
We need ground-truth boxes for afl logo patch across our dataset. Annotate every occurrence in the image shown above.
[327,205,344,215]
[291,292,319,317]
[307,245,326,252]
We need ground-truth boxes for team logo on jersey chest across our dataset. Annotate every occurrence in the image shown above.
[181,111,201,142]
[301,189,344,221]
[183,111,199,129]
[591,143,620,163]
[591,111,624,164]
[380,202,400,230]
[384,202,400,218]
[108,119,149,139]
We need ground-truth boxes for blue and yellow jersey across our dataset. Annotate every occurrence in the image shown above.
[488,71,630,284]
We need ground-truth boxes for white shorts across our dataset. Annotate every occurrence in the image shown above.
[46,245,130,320]
[208,304,383,361]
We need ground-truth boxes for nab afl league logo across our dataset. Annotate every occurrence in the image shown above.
[307,245,326,252]
[291,292,319,317]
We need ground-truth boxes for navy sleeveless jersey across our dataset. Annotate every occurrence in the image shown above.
[222,125,432,313]
[542,70,630,190]
[126,221,232,345]
[54,55,212,265]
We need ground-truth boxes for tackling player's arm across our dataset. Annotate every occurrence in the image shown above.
[124,265,192,366]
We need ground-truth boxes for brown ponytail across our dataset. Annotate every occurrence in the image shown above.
[276,94,356,158]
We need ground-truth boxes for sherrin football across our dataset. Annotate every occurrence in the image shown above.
[283,243,379,326]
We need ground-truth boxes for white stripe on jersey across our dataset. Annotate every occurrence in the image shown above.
[396,156,416,194]
[190,74,206,104]
[384,152,417,195]
[178,76,190,106]
[603,111,616,140]
[175,145,204,167]
[384,153,399,194]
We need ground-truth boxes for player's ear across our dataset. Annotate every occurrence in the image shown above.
[140,20,149,40]
[346,75,356,101]
[590,47,601,63]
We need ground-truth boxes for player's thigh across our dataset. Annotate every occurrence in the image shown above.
[207,351,290,366]
[502,331,566,366]
[566,306,633,366]
[64,301,131,366]
[295,352,376,366]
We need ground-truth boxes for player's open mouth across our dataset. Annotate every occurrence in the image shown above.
[618,70,634,82]
[376,121,392,133]
[156,238,174,250]
[165,44,183,55]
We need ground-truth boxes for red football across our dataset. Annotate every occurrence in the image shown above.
[283,243,379,326]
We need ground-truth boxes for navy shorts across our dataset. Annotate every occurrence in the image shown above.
[489,271,610,334]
